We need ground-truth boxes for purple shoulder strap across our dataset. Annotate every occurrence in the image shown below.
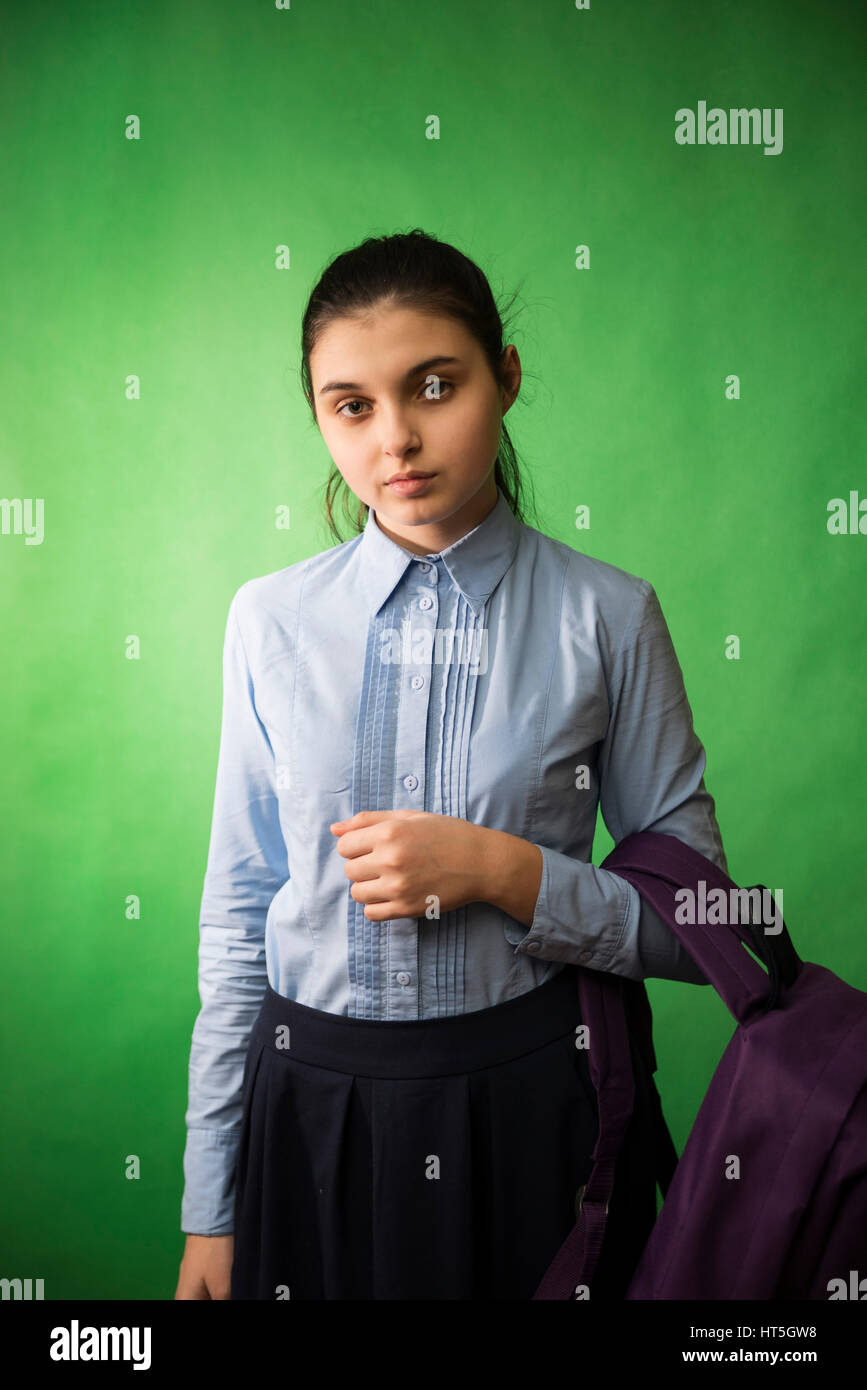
[602,831,779,1023]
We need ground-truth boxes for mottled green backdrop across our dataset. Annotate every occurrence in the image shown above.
[1,0,865,1298]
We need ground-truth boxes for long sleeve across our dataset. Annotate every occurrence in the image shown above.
[181,588,289,1234]
[517,578,726,985]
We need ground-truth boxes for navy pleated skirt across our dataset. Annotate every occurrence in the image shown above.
[230,964,658,1300]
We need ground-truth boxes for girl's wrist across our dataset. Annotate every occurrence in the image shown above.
[473,825,543,928]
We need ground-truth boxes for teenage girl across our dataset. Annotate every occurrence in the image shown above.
[174,229,728,1301]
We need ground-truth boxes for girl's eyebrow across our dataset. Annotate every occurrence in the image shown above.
[317,355,462,396]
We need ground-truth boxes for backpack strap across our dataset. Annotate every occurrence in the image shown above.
[621,976,678,1194]
[533,968,639,1299]
[601,832,790,1025]
[649,1069,679,1196]
[738,883,803,1011]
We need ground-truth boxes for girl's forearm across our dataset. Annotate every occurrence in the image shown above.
[473,825,543,928]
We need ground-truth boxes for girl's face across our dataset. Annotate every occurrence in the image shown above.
[309,303,521,554]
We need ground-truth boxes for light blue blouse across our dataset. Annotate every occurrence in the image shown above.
[181,485,727,1233]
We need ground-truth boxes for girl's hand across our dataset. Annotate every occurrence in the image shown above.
[174,1233,234,1300]
[330,810,487,921]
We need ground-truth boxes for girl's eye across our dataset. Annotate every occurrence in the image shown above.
[336,381,453,419]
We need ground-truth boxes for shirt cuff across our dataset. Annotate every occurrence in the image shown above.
[181,1127,242,1235]
[508,843,641,979]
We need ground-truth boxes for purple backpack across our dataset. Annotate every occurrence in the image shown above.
[533,830,867,1300]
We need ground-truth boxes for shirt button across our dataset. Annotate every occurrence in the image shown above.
[418,594,433,610]
[403,774,418,791]
[578,950,592,963]
[411,674,424,690]
[396,971,411,986]
[525,940,541,954]
[418,562,431,573]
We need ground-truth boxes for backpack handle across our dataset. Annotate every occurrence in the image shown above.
[601,831,801,1025]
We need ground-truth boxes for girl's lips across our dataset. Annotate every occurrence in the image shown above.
[387,475,435,495]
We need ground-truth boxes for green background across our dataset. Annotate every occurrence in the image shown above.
[1,0,865,1299]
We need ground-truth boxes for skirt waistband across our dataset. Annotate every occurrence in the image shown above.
[253,965,583,1079]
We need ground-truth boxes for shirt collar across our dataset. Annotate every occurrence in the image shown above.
[357,484,522,617]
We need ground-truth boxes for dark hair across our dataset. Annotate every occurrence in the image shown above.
[299,228,540,544]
